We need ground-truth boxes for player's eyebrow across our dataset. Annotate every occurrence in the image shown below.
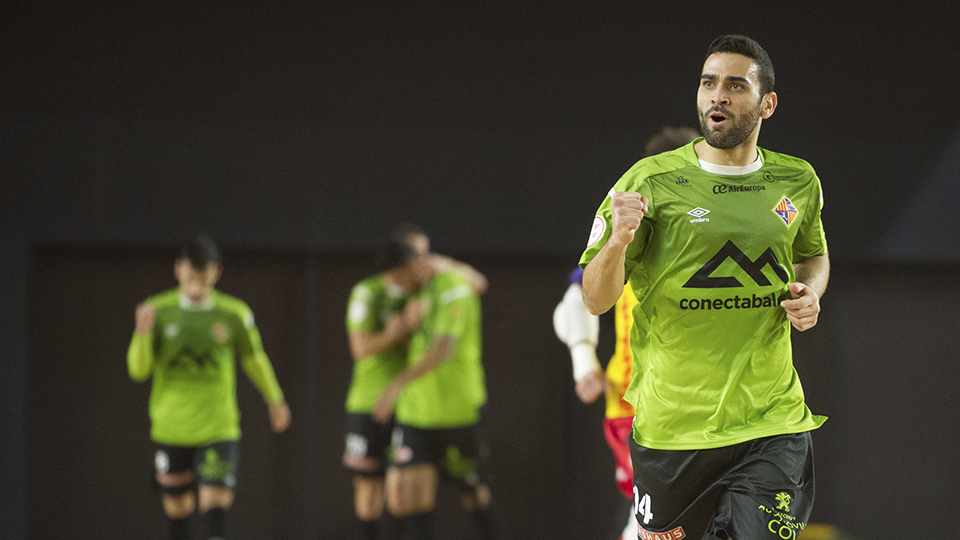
[701,73,752,85]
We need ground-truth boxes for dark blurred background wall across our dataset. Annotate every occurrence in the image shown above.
[3,2,959,539]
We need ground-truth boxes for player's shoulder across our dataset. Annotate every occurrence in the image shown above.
[759,146,817,175]
[352,273,384,293]
[430,269,466,288]
[620,141,700,185]
[350,274,390,306]
[211,290,253,317]
[430,270,475,301]
[144,288,179,307]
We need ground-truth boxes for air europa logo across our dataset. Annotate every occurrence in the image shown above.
[713,184,765,194]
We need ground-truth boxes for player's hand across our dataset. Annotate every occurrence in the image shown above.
[413,255,438,284]
[402,300,422,331]
[372,383,402,424]
[780,282,821,332]
[134,303,157,335]
[384,313,413,342]
[268,400,292,433]
[428,253,453,273]
[610,191,649,246]
[575,369,610,404]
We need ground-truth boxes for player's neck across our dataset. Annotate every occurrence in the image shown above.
[694,139,760,167]
[179,293,214,310]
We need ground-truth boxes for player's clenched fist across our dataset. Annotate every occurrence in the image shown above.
[610,191,649,245]
[134,303,157,335]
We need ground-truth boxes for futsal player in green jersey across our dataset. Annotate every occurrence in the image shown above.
[370,233,504,540]
[344,224,489,540]
[581,35,830,540]
[128,235,291,540]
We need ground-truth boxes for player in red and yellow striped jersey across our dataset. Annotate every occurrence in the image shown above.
[555,126,699,540]
[555,268,638,540]
[602,282,638,498]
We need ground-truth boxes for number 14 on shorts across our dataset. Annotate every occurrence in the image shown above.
[633,486,654,524]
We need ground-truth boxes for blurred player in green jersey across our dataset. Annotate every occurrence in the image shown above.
[345,224,488,540]
[128,235,291,540]
[581,35,830,540]
[370,231,505,540]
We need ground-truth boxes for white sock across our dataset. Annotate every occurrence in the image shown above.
[620,510,638,540]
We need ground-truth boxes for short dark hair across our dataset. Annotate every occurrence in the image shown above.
[391,222,427,243]
[644,126,700,157]
[180,234,221,268]
[706,35,775,96]
[373,229,420,273]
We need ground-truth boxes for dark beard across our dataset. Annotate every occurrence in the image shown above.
[698,101,762,149]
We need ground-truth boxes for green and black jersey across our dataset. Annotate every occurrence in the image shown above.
[127,289,284,447]
[395,270,487,429]
[580,139,828,451]
[344,274,409,414]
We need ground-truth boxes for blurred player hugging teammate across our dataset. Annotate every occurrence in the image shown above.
[344,225,492,540]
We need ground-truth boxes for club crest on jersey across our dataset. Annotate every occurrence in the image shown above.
[773,197,798,227]
[587,215,606,247]
[211,322,230,343]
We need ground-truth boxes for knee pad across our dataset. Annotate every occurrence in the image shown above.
[160,480,197,497]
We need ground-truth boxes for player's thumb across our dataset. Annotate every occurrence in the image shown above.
[789,282,805,298]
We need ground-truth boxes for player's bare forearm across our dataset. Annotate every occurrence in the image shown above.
[433,255,489,295]
[348,317,412,361]
[397,335,454,387]
[794,251,830,298]
[583,191,647,314]
[781,252,829,331]
[456,263,488,295]
[372,335,455,423]
[582,242,628,315]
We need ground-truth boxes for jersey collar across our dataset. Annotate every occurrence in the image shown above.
[179,295,214,311]
[698,153,763,176]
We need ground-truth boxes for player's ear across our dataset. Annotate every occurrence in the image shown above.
[760,91,778,119]
[211,264,223,284]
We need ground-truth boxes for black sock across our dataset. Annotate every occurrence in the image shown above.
[384,512,405,540]
[472,503,506,540]
[358,518,378,540]
[169,516,192,540]
[404,511,434,540]
[204,507,226,540]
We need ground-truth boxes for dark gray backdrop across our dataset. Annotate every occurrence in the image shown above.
[4,2,960,539]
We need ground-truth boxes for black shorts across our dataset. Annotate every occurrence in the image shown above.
[630,432,815,540]
[154,440,239,489]
[343,412,394,475]
[389,422,486,488]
